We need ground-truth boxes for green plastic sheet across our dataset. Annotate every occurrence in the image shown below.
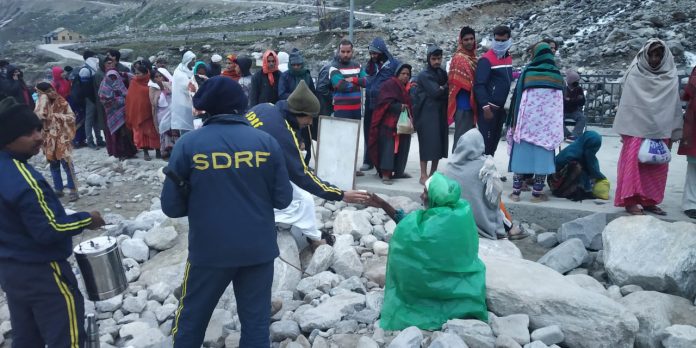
[380,172,488,330]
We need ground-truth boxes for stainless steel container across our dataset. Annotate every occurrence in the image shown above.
[73,236,128,301]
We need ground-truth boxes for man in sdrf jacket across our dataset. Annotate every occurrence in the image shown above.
[0,96,105,347]
[161,77,293,348]
[474,25,514,156]
[247,81,371,249]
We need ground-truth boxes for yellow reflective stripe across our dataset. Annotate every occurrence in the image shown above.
[13,160,91,231]
[284,121,343,195]
[50,262,78,348]
[171,261,191,340]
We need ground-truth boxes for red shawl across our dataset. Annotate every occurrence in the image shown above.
[221,54,241,81]
[125,73,153,129]
[678,67,696,157]
[447,42,478,125]
[262,50,279,87]
[368,77,412,169]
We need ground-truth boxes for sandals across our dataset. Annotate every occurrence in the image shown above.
[508,193,521,202]
[644,205,667,216]
[530,193,549,203]
[355,171,365,177]
[685,209,696,219]
[507,225,531,240]
[625,205,645,216]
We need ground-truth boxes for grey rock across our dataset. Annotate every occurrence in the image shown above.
[204,308,232,347]
[366,291,384,313]
[86,173,106,186]
[537,238,588,274]
[338,276,366,294]
[125,327,167,348]
[536,232,558,249]
[443,319,495,348]
[483,255,638,348]
[603,216,696,299]
[155,303,177,322]
[334,210,373,240]
[385,220,396,236]
[123,257,141,282]
[117,312,139,324]
[373,241,389,257]
[361,235,378,249]
[119,321,152,340]
[620,285,644,296]
[619,291,696,348]
[305,245,335,276]
[296,292,365,332]
[363,257,387,287]
[122,293,147,314]
[144,225,178,251]
[491,314,530,345]
[148,282,172,302]
[429,332,469,348]
[357,336,380,348]
[523,342,549,348]
[273,230,303,293]
[270,320,301,342]
[335,319,359,334]
[607,285,623,301]
[348,309,380,324]
[530,325,564,346]
[95,294,123,312]
[478,239,523,259]
[557,213,606,250]
[388,326,423,348]
[386,196,421,214]
[495,335,523,348]
[565,274,608,296]
[225,331,241,348]
[296,271,342,296]
[135,226,188,290]
[662,325,696,348]
[331,244,364,279]
[120,239,150,262]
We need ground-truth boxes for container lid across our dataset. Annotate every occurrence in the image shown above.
[74,236,116,254]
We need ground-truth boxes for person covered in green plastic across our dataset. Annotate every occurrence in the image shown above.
[365,172,488,330]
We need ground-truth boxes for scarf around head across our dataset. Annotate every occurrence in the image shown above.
[612,38,683,140]
[447,39,478,125]
[507,42,563,128]
[221,54,241,81]
[51,66,71,99]
[262,50,279,87]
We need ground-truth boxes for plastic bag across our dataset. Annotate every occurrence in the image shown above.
[380,173,488,331]
[593,178,610,200]
[638,139,671,164]
[396,109,415,135]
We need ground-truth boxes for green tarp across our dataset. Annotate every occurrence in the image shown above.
[380,172,488,330]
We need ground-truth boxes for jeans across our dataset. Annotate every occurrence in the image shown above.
[84,98,103,144]
[564,110,586,138]
[49,159,77,191]
[477,107,506,156]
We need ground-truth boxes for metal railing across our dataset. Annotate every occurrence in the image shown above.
[579,74,689,126]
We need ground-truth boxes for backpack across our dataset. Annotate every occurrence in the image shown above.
[315,63,333,98]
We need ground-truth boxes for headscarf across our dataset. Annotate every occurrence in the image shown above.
[221,54,241,81]
[176,51,196,77]
[51,66,71,99]
[277,51,289,72]
[34,84,75,161]
[447,36,478,125]
[612,38,682,140]
[99,70,128,134]
[262,50,279,87]
[507,43,563,129]
[192,61,208,85]
[565,69,580,85]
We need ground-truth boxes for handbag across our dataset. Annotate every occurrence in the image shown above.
[637,139,671,164]
[396,109,415,135]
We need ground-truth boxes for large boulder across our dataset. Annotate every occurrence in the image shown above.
[136,232,188,289]
[618,291,696,348]
[603,216,696,299]
[557,213,606,250]
[478,238,522,259]
[483,255,638,348]
[333,210,373,240]
[272,230,302,293]
[661,325,696,348]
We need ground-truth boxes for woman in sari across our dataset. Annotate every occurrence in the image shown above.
[126,65,160,160]
[506,42,565,203]
[98,69,137,160]
[678,66,696,219]
[613,39,682,215]
[368,64,413,185]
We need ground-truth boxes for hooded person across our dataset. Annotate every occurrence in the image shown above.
[34,82,80,202]
[0,96,105,348]
[249,50,280,107]
[680,67,696,219]
[161,76,293,348]
[170,51,197,136]
[51,66,71,99]
[150,67,175,159]
[246,80,370,249]
[207,54,223,77]
[563,69,587,140]
[448,26,479,149]
[364,172,488,330]
[221,54,241,81]
[235,55,253,102]
[362,37,399,172]
[4,66,33,108]
[126,65,160,160]
[277,51,289,73]
[411,45,449,185]
[612,38,682,216]
[188,61,209,102]
[368,63,413,184]
[99,70,138,160]
[549,130,610,201]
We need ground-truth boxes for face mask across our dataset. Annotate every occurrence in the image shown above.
[492,39,512,58]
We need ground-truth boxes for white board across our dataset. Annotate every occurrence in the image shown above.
[315,116,360,191]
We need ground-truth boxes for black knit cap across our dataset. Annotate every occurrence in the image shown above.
[0,97,42,148]
[192,76,248,116]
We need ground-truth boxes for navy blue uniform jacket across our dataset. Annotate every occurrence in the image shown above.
[245,101,344,201]
[160,114,293,267]
[0,151,92,263]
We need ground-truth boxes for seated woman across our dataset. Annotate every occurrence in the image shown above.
[446,128,528,240]
[548,130,610,201]
[366,172,487,330]
[368,64,413,185]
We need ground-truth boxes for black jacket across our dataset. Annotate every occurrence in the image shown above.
[249,70,280,107]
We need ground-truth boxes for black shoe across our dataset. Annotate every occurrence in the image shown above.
[87,142,97,149]
[96,140,106,147]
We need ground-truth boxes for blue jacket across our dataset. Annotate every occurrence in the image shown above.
[160,114,293,267]
[365,37,399,109]
[278,70,316,100]
[0,151,92,263]
[246,101,344,201]
[473,50,514,109]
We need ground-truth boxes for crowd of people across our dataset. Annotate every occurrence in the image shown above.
[0,21,695,348]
